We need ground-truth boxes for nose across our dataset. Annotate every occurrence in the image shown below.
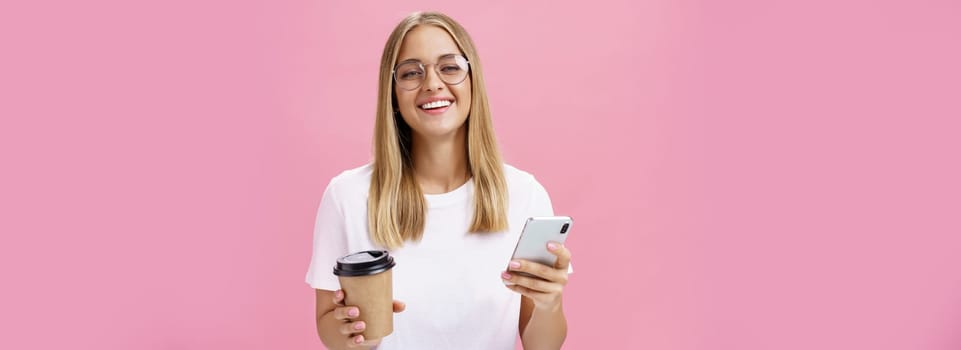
[422,65,445,92]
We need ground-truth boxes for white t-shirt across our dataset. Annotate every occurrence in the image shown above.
[305,163,558,349]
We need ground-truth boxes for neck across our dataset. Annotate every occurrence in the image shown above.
[411,126,470,194]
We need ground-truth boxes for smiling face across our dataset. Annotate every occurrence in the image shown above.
[393,25,472,140]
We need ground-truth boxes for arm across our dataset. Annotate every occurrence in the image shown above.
[315,289,370,350]
[314,289,406,349]
[519,295,568,349]
[504,242,572,350]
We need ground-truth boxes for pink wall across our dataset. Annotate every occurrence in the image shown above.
[2,0,960,349]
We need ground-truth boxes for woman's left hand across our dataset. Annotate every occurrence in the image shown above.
[502,241,571,312]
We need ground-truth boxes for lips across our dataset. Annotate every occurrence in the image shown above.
[420,103,451,116]
[417,97,455,111]
[420,100,452,110]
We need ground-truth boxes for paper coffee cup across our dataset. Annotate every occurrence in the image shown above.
[333,250,396,341]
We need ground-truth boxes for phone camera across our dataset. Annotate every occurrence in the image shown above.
[560,223,569,234]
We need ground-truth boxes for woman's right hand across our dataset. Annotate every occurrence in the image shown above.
[331,289,406,348]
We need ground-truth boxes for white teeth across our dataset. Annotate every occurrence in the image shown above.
[420,100,452,109]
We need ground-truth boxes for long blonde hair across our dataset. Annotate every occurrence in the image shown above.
[368,12,508,249]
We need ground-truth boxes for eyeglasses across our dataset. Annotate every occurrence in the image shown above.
[392,54,470,91]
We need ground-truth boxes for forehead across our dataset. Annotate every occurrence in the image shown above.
[396,25,462,62]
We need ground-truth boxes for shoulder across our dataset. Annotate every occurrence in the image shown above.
[502,163,551,200]
[323,163,373,206]
[324,162,546,200]
[502,163,545,191]
[502,163,554,217]
[328,162,373,188]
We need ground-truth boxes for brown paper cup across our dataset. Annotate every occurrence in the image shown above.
[338,269,393,340]
[333,250,396,341]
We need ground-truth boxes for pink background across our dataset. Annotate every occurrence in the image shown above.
[2,0,960,349]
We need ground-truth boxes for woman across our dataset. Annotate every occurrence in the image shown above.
[306,11,572,349]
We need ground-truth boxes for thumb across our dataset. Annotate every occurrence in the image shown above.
[392,300,406,313]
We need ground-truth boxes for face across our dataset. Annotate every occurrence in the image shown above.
[393,25,472,140]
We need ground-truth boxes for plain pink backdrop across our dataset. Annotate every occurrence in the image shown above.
[2,0,960,349]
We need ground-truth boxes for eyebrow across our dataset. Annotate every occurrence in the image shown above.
[395,53,461,65]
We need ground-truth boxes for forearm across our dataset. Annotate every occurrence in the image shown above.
[521,302,568,350]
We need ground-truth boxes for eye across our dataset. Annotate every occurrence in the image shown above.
[399,70,424,80]
[439,65,463,74]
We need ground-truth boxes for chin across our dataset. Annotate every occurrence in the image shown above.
[412,122,467,139]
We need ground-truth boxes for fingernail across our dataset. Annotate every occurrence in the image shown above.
[348,308,359,317]
[509,261,521,269]
[354,321,365,330]
[547,243,558,251]
[502,272,512,280]
[336,290,343,298]
[355,335,364,344]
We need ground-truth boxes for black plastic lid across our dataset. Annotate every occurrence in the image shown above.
[333,250,396,277]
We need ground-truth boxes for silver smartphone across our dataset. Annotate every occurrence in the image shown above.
[508,216,573,278]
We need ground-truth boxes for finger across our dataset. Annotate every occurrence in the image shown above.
[346,335,382,348]
[339,321,365,336]
[502,271,563,293]
[547,241,571,270]
[332,289,345,305]
[508,259,565,283]
[505,282,549,299]
[346,335,365,348]
[334,305,360,321]
[392,300,406,313]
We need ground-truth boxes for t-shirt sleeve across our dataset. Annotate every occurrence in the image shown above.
[529,175,555,217]
[305,178,348,291]
[529,175,574,274]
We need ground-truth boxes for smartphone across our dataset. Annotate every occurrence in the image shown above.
[508,216,573,278]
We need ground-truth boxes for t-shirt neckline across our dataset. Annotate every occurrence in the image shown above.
[424,177,472,208]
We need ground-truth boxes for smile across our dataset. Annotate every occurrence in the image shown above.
[419,100,452,110]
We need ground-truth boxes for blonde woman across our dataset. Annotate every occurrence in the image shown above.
[306,12,572,349]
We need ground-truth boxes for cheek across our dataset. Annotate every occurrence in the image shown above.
[455,83,472,110]
[394,89,416,110]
